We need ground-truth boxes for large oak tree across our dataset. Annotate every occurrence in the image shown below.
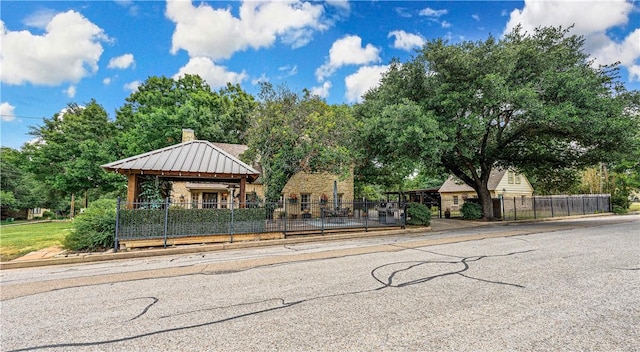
[357,26,639,219]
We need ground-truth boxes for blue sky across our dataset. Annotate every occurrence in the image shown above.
[1,0,639,149]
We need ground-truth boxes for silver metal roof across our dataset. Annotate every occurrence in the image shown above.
[101,140,260,178]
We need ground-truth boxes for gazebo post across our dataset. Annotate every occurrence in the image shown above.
[239,177,246,208]
[126,174,139,209]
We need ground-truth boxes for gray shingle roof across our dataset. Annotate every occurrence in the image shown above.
[101,141,260,179]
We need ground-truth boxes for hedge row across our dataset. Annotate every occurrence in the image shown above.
[118,207,267,239]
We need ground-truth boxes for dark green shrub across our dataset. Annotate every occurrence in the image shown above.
[612,205,629,214]
[42,210,54,219]
[406,202,431,226]
[63,198,116,251]
[611,192,630,212]
[461,202,482,220]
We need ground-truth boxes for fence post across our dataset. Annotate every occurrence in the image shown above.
[321,202,325,236]
[533,196,537,219]
[230,192,235,243]
[582,196,586,215]
[550,196,554,217]
[283,199,287,236]
[163,197,169,249]
[513,197,517,220]
[364,200,368,232]
[402,203,407,229]
[114,197,120,253]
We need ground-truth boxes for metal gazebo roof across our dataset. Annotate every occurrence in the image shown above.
[101,140,260,180]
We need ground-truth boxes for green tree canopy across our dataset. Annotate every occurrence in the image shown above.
[23,100,124,206]
[0,147,47,210]
[244,83,356,202]
[115,74,256,156]
[357,26,639,219]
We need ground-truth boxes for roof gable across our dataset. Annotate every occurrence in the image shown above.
[438,169,508,193]
[101,140,260,179]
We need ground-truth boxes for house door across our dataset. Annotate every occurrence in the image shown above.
[203,192,218,208]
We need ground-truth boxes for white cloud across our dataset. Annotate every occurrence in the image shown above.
[115,0,140,16]
[124,80,141,93]
[629,65,640,81]
[23,9,56,29]
[310,81,332,98]
[0,102,16,122]
[504,0,633,36]
[316,35,381,81]
[166,0,328,61]
[472,14,480,21]
[419,8,448,17]
[64,85,76,98]
[326,0,350,11]
[103,77,112,85]
[344,65,389,103]
[389,30,425,51]
[108,53,135,70]
[395,7,413,18]
[174,57,247,88]
[251,73,269,85]
[278,65,298,76]
[0,11,109,86]
[504,0,639,81]
[588,29,640,68]
[441,21,452,29]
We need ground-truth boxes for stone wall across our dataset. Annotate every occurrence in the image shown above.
[282,171,354,203]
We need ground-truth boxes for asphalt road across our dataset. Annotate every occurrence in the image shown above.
[1,215,639,351]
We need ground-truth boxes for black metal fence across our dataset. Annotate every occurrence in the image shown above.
[115,198,406,250]
[440,194,610,220]
[501,194,610,221]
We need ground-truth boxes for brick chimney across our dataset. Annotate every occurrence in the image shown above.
[182,128,196,142]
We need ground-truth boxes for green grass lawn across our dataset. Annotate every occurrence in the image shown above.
[630,202,640,212]
[0,221,72,261]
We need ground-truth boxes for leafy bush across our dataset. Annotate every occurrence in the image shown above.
[611,191,630,212]
[461,202,483,220]
[63,198,116,251]
[406,202,431,226]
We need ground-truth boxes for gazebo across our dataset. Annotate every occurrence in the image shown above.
[101,129,260,208]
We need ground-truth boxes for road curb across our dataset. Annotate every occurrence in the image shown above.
[0,227,430,270]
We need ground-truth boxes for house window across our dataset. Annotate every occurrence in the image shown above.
[191,193,199,209]
[521,195,526,205]
[300,194,311,211]
[453,196,459,205]
[508,171,515,184]
[203,192,218,209]
[515,174,521,184]
[33,208,41,215]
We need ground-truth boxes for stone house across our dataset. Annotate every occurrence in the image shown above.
[439,169,534,211]
[102,129,353,209]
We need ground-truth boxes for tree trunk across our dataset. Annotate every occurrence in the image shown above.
[476,185,494,220]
